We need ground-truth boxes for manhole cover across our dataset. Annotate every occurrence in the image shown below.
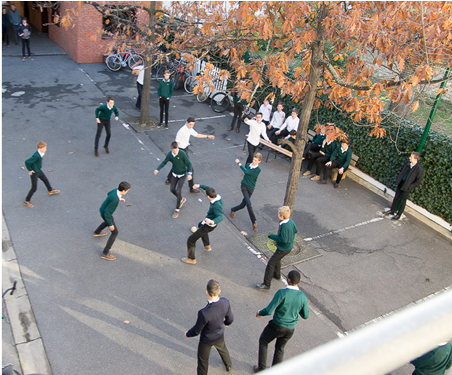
[267,239,301,256]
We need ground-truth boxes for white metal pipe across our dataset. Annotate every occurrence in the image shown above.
[260,289,452,375]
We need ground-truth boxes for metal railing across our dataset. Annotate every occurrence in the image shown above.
[260,288,452,375]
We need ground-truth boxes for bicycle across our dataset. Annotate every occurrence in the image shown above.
[105,48,143,72]
[210,91,233,113]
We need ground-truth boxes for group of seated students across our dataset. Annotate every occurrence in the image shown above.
[300,125,352,188]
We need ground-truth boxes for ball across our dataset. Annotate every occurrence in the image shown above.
[191,226,197,233]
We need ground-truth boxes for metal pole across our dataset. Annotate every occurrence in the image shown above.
[259,288,452,375]
[417,67,451,153]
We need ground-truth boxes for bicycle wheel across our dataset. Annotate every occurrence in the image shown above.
[210,92,230,113]
[184,76,197,94]
[128,53,143,69]
[197,85,211,102]
[105,55,122,71]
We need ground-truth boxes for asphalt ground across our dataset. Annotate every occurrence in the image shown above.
[2,33,452,375]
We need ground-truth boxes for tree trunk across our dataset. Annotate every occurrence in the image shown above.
[283,3,329,215]
[138,2,156,127]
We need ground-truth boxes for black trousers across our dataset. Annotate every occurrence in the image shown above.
[263,249,289,287]
[166,147,194,189]
[326,160,348,183]
[303,142,321,158]
[314,155,330,179]
[94,215,118,255]
[2,26,9,45]
[270,128,289,145]
[136,82,143,110]
[170,173,186,210]
[230,102,244,129]
[258,320,294,371]
[391,184,410,215]
[21,38,30,57]
[94,119,111,150]
[159,97,169,125]
[231,184,256,224]
[187,222,216,260]
[25,171,53,202]
[246,141,258,164]
[197,336,231,375]
[306,151,323,172]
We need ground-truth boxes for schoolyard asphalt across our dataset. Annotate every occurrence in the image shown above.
[2,34,452,375]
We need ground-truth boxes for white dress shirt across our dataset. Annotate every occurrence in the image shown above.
[176,124,198,149]
[245,119,270,146]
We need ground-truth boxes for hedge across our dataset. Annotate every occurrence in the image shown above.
[308,106,452,224]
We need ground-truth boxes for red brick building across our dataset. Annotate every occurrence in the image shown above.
[9,1,147,63]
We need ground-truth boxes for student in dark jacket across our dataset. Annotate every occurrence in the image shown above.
[24,141,60,208]
[302,125,326,160]
[185,279,233,375]
[257,206,298,290]
[18,17,32,61]
[93,181,131,261]
[2,8,10,47]
[231,153,262,232]
[383,152,423,221]
[308,138,337,181]
[254,270,309,372]
[228,88,247,132]
[94,96,119,156]
[157,70,174,129]
[325,139,353,188]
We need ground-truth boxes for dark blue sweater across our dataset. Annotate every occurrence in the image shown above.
[186,297,234,344]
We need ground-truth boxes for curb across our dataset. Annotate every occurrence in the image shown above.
[348,166,452,240]
[2,214,53,375]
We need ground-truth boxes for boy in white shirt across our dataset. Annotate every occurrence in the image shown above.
[266,102,285,137]
[270,108,299,145]
[244,113,271,164]
[258,99,273,125]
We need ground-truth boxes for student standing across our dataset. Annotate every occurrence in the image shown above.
[23,141,60,208]
[228,89,247,133]
[257,206,298,290]
[230,153,262,232]
[131,60,144,111]
[165,117,215,193]
[258,98,272,126]
[158,70,173,129]
[18,17,32,61]
[185,279,233,375]
[94,96,119,157]
[244,112,271,165]
[382,152,423,221]
[254,270,309,372]
[9,4,21,45]
[182,184,223,265]
[93,181,131,261]
[2,8,10,47]
[154,141,193,218]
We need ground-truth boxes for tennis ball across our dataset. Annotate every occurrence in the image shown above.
[191,226,197,233]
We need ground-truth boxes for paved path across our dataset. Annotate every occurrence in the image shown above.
[2,35,452,375]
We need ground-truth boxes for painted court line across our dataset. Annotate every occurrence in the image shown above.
[303,217,384,242]
[167,114,227,123]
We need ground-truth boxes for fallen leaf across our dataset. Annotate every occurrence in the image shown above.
[124,320,130,324]
[68,152,74,154]
[226,138,231,141]
[126,204,132,206]
[240,231,248,236]
[141,148,144,150]
[68,141,71,143]
[21,166,25,170]
[47,169,53,172]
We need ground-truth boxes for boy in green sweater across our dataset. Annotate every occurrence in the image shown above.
[231,152,262,232]
[325,139,353,188]
[94,96,119,157]
[157,70,174,129]
[257,206,298,290]
[154,141,193,218]
[182,185,223,265]
[93,181,131,261]
[24,141,60,208]
[254,270,309,372]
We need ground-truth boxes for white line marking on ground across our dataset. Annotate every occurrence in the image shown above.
[303,217,384,242]
[167,115,226,123]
